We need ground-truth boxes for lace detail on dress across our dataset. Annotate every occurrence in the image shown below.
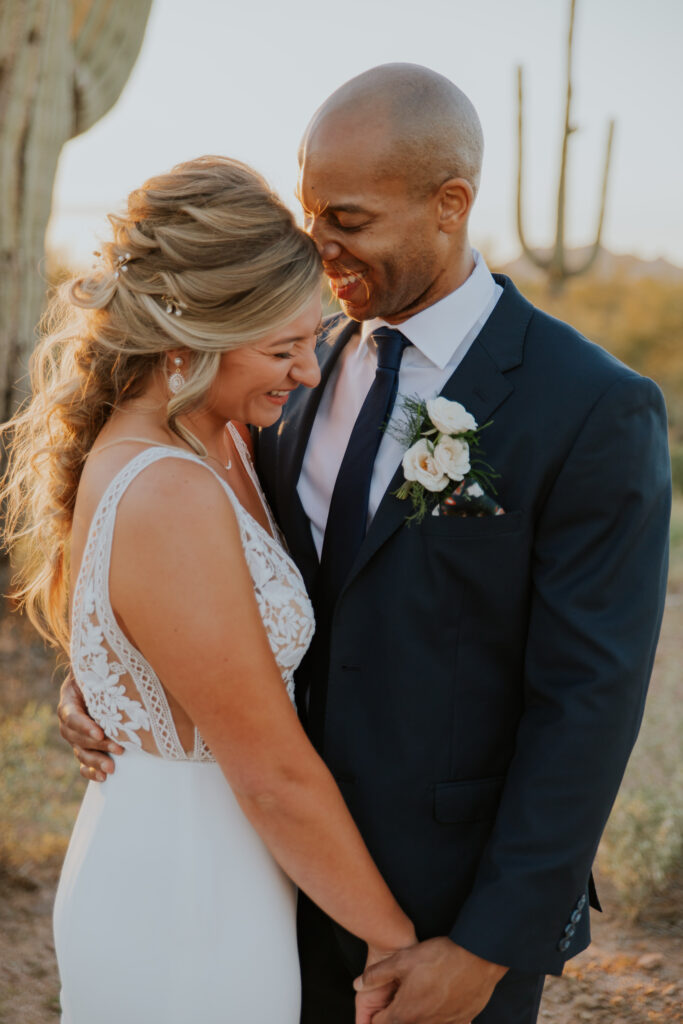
[71,447,314,762]
[75,582,151,748]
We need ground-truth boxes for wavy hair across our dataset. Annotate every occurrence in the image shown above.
[1,155,321,650]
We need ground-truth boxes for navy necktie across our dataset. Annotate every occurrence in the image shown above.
[317,327,412,610]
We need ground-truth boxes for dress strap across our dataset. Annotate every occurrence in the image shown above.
[227,422,280,540]
[90,436,186,456]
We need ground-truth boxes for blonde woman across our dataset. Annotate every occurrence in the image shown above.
[1,156,415,1023]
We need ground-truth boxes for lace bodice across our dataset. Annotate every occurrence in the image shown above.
[70,442,315,762]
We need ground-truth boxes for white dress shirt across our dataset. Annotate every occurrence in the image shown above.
[297,250,503,558]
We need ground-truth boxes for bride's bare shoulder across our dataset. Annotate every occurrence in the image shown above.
[107,454,247,613]
[115,455,238,536]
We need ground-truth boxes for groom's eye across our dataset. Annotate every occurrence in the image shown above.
[336,219,367,233]
[330,210,371,232]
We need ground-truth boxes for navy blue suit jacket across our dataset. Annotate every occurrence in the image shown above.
[253,275,671,976]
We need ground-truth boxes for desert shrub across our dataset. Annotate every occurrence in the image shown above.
[671,444,683,494]
[513,274,683,445]
[0,702,82,871]
[598,500,683,916]
[600,781,683,918]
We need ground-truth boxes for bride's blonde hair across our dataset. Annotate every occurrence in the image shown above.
[0,155,321,651]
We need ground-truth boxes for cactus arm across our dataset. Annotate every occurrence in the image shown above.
[565,119,615,278]
[513,0,615,294]
[550,0,578,288]
[70,0,154,138]
[515,65,552,271]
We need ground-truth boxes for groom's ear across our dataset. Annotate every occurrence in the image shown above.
[435,177,474,234]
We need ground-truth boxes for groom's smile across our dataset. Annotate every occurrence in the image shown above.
[325,268,369,305]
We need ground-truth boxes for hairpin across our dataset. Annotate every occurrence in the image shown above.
[114,253,132,279]
[161,294,188,317]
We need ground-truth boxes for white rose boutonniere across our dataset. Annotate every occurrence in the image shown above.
[389,395,500,523]
[426,397,478,435]
[433,435,471,480]
[402,439,450,492]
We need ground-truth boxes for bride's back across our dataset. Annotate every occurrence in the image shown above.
[70,436,315,763]
[70,445,218,760]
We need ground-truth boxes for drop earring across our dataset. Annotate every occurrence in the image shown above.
[168,356,185,395]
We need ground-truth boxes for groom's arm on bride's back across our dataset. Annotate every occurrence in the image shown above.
[449,371,671,975]
[58,672,124,781]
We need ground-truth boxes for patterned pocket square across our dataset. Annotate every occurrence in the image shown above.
[435,480,505,518]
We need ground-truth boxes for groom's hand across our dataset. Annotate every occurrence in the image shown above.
[354,937,508,1024]
[58,672,123,781]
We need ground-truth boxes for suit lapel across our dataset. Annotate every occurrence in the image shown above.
[343,276,533,589]
[274,317,356,590]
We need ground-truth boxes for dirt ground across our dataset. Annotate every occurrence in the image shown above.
[1,556,682,1023]
[1,865,681,1023]
[541,881,683,1023]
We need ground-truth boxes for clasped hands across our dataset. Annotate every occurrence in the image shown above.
[355,937,508,1024]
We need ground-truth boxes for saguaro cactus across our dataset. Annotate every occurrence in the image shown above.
[516,0,615,293]
[0,0,153,422]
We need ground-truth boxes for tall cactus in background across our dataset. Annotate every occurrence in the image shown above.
[0,0,153,422]
[516,0,615,294]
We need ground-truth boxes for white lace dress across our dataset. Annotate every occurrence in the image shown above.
[53,438,315,1024]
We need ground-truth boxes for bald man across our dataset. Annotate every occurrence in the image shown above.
[61,65,671,1024]
[256,64,670,1023]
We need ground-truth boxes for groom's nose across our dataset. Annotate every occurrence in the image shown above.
[316,238,343,262]
[305,218,343,262]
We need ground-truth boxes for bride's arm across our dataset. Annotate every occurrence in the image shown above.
[110,458,416,955]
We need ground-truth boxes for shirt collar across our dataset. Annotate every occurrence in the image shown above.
[359,249,497,370]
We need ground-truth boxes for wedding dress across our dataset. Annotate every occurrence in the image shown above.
[53,431,315,1023]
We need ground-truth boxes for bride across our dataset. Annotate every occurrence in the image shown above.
[0,155,415,1022]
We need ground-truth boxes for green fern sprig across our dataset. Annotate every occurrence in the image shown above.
[386,394,431,448]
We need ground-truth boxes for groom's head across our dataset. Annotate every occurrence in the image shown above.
[298,63,483,323]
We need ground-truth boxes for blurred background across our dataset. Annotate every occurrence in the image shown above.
[1,1,681,1021]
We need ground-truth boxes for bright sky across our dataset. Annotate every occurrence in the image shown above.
[48,0,683,269]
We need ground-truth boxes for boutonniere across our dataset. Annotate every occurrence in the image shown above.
[390,396,502,524]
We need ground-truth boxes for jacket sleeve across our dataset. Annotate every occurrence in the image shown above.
[449,374,671,975]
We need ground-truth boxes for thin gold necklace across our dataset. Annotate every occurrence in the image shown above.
[203,425,232,472]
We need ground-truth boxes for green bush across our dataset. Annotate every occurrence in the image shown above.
[598,501,683,916]
[0,702,82,871]
[671,444,683,494]
[600,778,683,919]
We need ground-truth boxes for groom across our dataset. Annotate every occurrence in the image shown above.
[60,65,671,1023]
[253,64,671,1023]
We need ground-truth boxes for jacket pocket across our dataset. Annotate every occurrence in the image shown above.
[420,510,524,538]
[434,776,505,823]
